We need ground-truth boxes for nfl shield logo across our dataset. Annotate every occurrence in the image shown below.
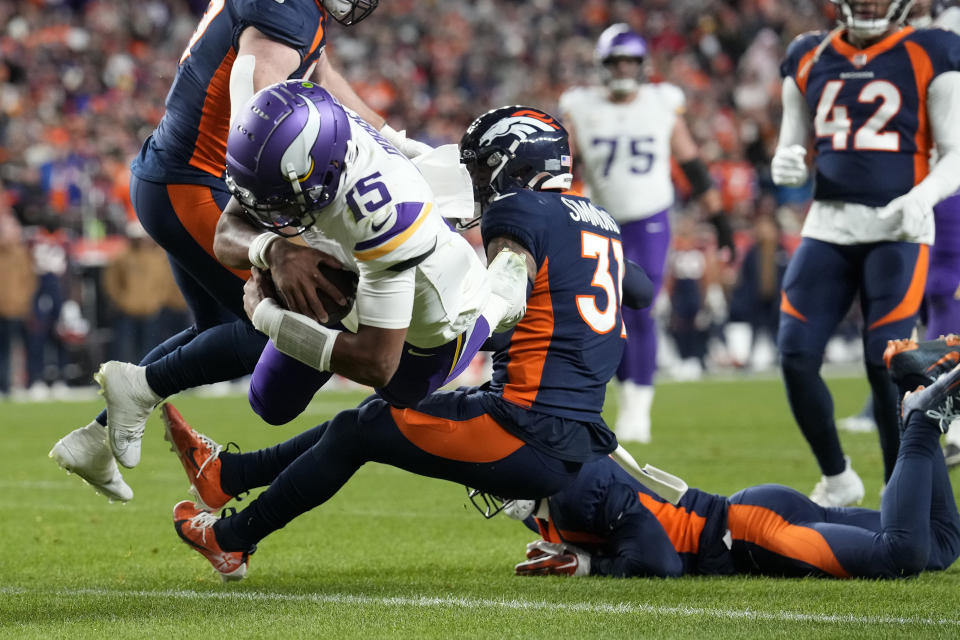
[852,53,868,68]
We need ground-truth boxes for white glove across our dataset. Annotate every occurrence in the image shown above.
[771,144,809,187]
[878,188,935,240]
[380,124,433,159]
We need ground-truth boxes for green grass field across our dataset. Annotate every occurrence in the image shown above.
[2,375,959,638]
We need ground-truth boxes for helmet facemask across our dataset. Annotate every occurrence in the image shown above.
[833,0,915,39]
[322,0,379,26]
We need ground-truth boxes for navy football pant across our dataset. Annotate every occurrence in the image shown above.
[778,238,928,479]
[93,177,266,426]
[728,410,960,578]
[213,388,582,551]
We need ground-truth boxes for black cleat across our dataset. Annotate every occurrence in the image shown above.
[883,334,960,394]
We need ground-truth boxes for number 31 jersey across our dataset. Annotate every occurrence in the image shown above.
[559,84,684,223]
[782,26,960,207]
[481,188,626,424]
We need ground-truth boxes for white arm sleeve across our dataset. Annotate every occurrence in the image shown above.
[230,54,257,126]
[776,77,811,150]
[917,71,960,204]
[355,267,415,329]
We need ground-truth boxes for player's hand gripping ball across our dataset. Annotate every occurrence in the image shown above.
[314,262,358,326]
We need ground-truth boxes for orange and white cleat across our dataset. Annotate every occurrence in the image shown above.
[162,403,233,511]
[173,500,250,581]
[884,334,960,393]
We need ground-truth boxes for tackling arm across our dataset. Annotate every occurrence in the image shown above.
[230,27,303,125]
[313,51,431,158]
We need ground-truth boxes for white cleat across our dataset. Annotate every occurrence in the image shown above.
[485,248,529,333]
[49,421,133,502]
[95,361,163,469]
[809,457,865,507]
[838,415,876,433]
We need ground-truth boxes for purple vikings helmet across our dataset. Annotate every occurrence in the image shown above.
[594,23,648,96]
[322,0,379,26]
[830,1,914,38]
[225,80,351,237]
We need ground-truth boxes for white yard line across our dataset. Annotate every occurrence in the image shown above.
[1,587,957,627]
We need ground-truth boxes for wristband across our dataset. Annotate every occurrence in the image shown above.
[251,298,340,371]
[248,232,280,270]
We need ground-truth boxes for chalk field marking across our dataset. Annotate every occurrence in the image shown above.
[2,587,958,627]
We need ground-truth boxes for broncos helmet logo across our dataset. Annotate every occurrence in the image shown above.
[478,114,559,148]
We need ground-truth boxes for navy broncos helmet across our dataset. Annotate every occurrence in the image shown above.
[458,106,573,228]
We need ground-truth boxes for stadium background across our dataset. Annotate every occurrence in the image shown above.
[0,0,872,396]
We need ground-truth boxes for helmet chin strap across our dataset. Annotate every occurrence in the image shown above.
[606,77,639,97]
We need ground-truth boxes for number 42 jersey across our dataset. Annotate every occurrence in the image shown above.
[782,26,960,209]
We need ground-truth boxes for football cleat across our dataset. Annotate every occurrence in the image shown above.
[173,500,250,581]
[883,334,960,394]
[49,421,133,503]
[900,362,960,434]
[809,457,865,507]
[96,361,163,468]
[162,403,233,511]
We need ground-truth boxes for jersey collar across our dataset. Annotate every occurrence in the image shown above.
[830,26,914,67]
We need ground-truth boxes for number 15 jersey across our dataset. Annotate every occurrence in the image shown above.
[782,26,960,208]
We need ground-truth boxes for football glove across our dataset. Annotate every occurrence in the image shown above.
[879,188,935,240]
[380,124,433,159]
[515,540,591,577]
[771,144,808,187]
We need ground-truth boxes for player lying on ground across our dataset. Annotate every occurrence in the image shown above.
[504,335,960,579]
[162,104,654,580]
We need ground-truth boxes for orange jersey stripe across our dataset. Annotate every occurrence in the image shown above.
[869,244,929,330]
[390,407,525,463]
[307,6,326,58]
[188,48,235,177]
[780,291,808,323]
[830,26,914,67]
[503,259,554,407]
[905,40,934,185]
[727,503,850,578]
[637,492,707,554]
[166,184,249,280]
[795,47,818,94]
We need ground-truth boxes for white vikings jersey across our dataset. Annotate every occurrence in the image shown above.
[559,83,685,223]
[301,112,490,348]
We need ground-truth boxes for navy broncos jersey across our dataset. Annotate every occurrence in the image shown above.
[781,26,960,207]
[131,0,329,188]
[526,457,734,577]
[480,188,627,423]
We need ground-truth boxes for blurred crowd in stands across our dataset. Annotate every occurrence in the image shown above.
[0,0,863,398]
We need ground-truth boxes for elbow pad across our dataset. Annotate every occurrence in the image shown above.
[622,260,654,309]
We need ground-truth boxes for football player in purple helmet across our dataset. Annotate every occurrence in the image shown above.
[50,0,434,498]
